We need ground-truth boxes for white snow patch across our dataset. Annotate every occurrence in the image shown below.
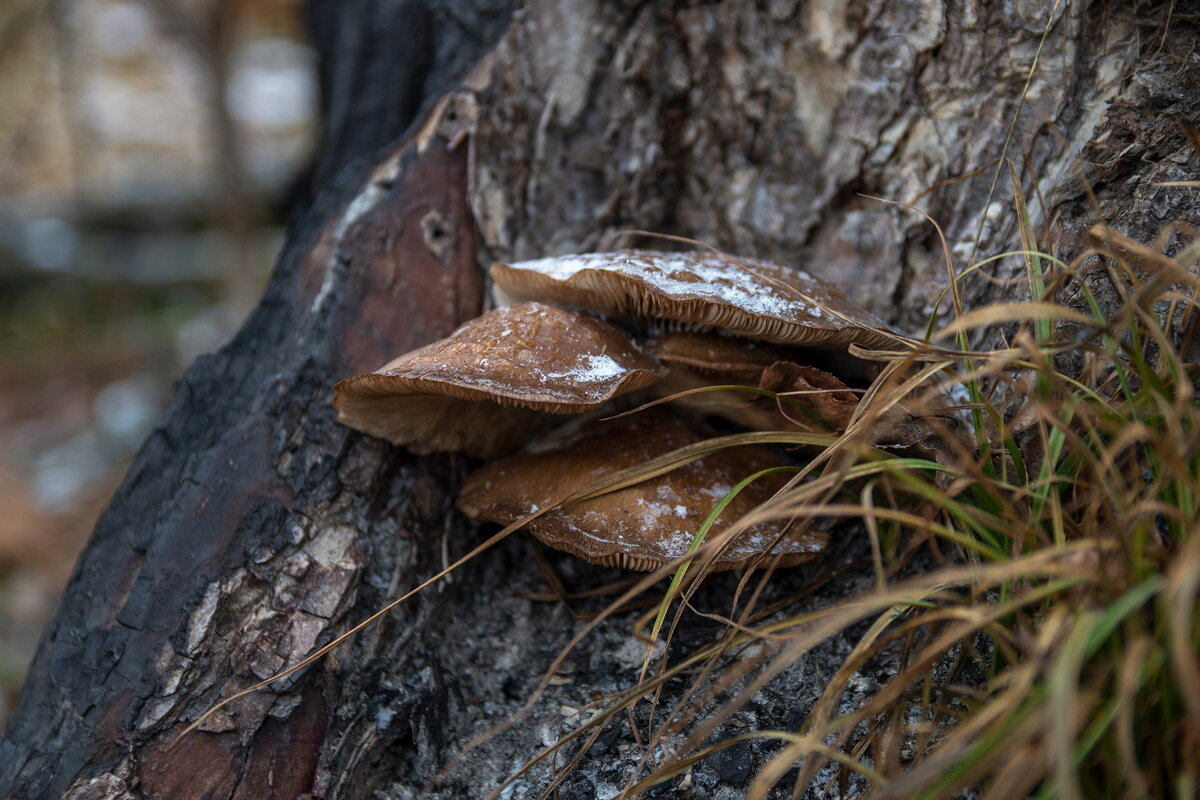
[543,353,625,383]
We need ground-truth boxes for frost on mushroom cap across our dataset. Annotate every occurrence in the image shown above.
[332,302,666,458]
[456,408,828,571]
[491,249,901,349]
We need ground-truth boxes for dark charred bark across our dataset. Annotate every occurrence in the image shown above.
[0,2,508,798]
[2,2,1196,799]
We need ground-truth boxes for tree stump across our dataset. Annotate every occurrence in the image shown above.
[3,2,1196,798]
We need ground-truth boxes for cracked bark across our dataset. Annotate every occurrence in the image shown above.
[3,2,1196,798]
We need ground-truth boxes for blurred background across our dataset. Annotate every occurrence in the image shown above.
[0,0,317,723]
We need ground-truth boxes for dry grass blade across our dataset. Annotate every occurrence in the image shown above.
[1165,531,1200,728]
[933,302,1097,340]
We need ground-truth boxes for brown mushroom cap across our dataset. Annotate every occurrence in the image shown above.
[456,408,827,571]
[652,359,860,435]
[756,361,862,431]
[491,249,900,349]
[333,302,665,457]
[649,330,796,381]
[646,331,860,433]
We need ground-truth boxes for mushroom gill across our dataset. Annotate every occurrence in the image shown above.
[333,302,665,458]
[456,408,828,572]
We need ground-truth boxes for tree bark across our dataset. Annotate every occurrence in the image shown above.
[3,2,1197,798]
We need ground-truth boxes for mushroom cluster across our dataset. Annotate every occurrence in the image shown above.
[334,249,905,572]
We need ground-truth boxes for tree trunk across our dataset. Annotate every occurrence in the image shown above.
[3,2,1196,798]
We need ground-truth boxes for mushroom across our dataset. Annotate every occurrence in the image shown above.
[333,247,933,572]
[649,329,796,381]
[491,249,901,350]
[333,302,665,458]
[754,360,862,431]
[646,331,861,434]
[456,408,828,571]
[647,330,787,425]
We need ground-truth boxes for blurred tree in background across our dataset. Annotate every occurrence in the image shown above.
[0,0,317,722]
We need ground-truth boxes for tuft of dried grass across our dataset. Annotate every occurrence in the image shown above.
[484,213,1200,798]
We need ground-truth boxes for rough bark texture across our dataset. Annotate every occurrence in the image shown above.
[3,1,1197,798]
